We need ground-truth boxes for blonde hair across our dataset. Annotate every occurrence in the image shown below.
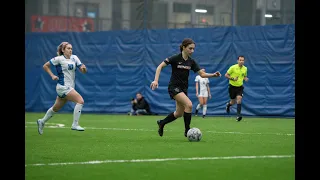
[57,42,69,56]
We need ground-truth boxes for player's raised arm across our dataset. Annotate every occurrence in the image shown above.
[79,64,87,74]
[73,55,87,74]
[198,69,221,78]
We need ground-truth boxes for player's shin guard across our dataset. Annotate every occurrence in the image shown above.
[161,112,177,126]
[72,103,83,126]
[42,107,56,123]
[183,112,192,132]
[203,105,207,116]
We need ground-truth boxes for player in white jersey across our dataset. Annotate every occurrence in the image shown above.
[36,42,87,135]
[194,68,211,118]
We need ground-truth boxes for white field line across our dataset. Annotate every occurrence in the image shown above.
[25,123,294,136]
[206,131,294,136]
[25,155,294,167]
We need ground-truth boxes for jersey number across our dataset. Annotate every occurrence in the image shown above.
[68,64,74,70]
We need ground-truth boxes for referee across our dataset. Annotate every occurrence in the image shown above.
[225,55,249,121]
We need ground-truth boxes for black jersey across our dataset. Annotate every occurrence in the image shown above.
[164,53,200,90]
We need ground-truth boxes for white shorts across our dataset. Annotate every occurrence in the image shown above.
[198,90,208,97]
[56,84,73,98]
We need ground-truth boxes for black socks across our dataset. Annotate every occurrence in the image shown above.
[183,112,191,131]
[237,104,242,116]
[161,112,177,126]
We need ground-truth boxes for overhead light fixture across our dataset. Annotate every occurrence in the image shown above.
[195,9,207,13]
[265,14,273,18]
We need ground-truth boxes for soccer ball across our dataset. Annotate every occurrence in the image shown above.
[187,127,202,142]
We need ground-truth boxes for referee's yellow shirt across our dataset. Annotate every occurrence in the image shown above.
[227,64,247,87]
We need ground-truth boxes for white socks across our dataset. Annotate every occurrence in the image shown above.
[41,104,84,127]
[72,103,83,126]
[42,107,56,123]
[203,105,207,116]
[196,104,202,110]
[196,104,207,116]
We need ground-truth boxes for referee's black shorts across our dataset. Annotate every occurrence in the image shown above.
[228,84,244,99]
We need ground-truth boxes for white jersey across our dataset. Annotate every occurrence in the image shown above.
[49,55,82,88]
[195,75,210,92]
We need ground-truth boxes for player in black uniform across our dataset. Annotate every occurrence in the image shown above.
[150,38,222,137]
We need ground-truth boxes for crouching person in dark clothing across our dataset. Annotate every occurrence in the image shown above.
[129,92,151,115]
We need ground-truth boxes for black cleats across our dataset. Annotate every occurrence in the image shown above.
[184,128,190,137]
[226,103,230,114]
[157,120,164,136]
[236,116,242,122]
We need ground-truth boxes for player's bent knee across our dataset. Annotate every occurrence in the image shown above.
[75,96,84,105]
[185,102,193,111]
[77,100,84,105]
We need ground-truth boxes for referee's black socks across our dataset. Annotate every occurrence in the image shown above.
[237,104,242,117]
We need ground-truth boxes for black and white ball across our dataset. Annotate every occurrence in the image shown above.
[187,127,202,142]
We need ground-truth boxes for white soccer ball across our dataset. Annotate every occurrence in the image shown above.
[187,127,202,142]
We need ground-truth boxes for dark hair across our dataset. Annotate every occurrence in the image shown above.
[238,55,245,60]
[179,38,195,52]
[131,92,142,101]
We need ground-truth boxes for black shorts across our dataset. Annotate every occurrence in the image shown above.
[168,86,188,100]
[228,84,244,99]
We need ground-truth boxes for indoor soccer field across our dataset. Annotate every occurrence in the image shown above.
[25,112,295,180]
